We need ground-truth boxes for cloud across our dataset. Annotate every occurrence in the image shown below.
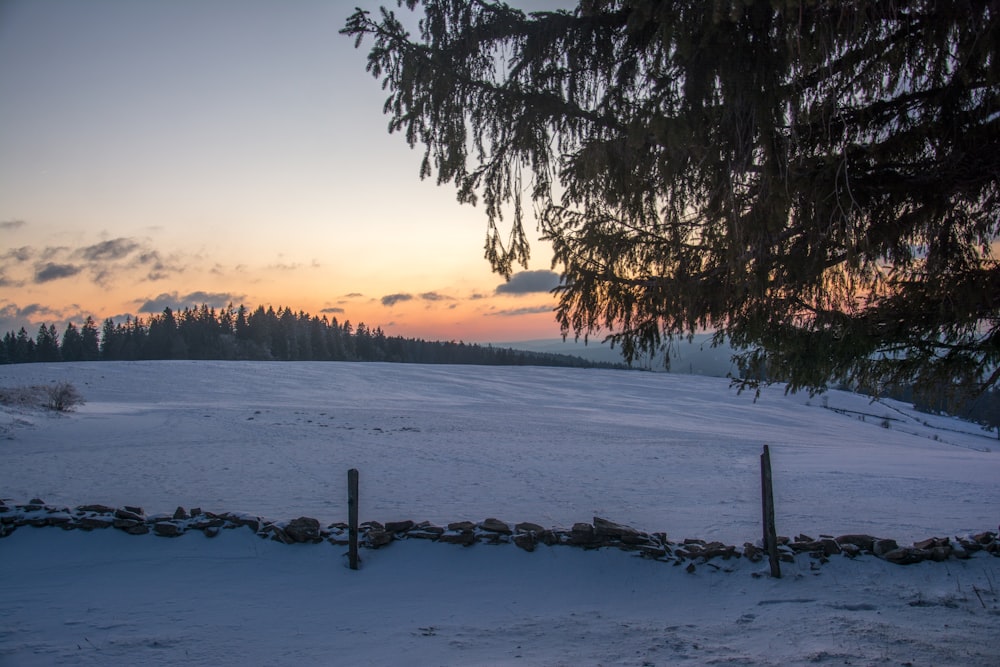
[321,307,345,314]
[0,219,26,231]
[381,293,413,307]
[2,246,33,263]
[0,270,22,288]
[343,292,364,298]
[487,305,555,317]
[495,270,560,295]
[419,292,453,302]
[0,302,63,333]
[130,250,181,281]
[78,238,140,262]
[35,262,83,283]
[137,290,244,313]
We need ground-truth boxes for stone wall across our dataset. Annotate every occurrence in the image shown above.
[2,499,997,570]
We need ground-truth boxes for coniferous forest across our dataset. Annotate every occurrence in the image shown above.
[0,304,624,369]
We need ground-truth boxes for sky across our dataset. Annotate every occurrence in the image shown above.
[0,0,576,343]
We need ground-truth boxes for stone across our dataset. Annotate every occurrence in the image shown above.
[438,530,476,546]
[515,522,544,534]
[928,546,952,562]
[261,524,292,544]
[366,530,394,548]
[700,544,737,560]
[476,531,507,545]
[883,547,926,565]
[447,521,476,532]
[220,513,260,532]
[567,522,599,546]
[123,506,144,516]
[840,543,861,557]
[636,545,668,559]
[872,539,899,557]
[115,507,144,521]
[76,504,115,514]
[153,521,184,537]
[190,517,226,530]
[78,515,114,530]
[203,525,220,538]
[480,518,512,534]
[385,520,415,534]
[836,534,876,551]
[172,507,189,521]
[593,517,645,541]
[538,530,562,546]
[513,533,536,552]
[408,529,444,540]
[742,543,763,562]
[284,517,322,543]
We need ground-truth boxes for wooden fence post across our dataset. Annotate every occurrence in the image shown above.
[348,468,359,570]
[760,445,781,578]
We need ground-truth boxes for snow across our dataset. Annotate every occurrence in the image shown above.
[1,361,998,665]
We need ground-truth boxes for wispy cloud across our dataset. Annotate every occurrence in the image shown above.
[321,306,345,314]
[0,270,22,288]
[495,270,560,295]
[381,293,413,307]
[35,262,83,283]
[0,219,26,231]
[2,246,33,263]
[0,302,63,333]
[6,236,184,287]
[420,291,452,301]
[77,238,140,262]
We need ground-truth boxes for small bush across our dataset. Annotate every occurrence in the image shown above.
[0,382,84,412]
[0,386,45,408]
[44,381,84,412]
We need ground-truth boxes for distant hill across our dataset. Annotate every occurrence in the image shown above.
[501,334,738,378]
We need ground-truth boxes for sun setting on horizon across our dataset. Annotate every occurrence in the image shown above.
[0,0,576,344]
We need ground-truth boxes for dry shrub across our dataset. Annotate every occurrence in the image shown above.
[0,382,84,412]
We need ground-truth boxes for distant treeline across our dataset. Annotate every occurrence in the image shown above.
[0,304,625,369]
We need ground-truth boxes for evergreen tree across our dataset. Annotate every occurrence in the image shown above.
[81,316,100,361]
[344,1,1000,398]
[60,322,84,361]
[35,323,61,362]
[13,328,35,363]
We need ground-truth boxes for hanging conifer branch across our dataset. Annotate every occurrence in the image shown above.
[343,0,999,400]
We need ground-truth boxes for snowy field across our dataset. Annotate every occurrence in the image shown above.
[1,361,998,666]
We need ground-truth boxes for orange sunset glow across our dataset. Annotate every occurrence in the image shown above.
[0,0,574,344]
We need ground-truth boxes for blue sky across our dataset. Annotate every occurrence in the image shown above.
[0,0,574,342]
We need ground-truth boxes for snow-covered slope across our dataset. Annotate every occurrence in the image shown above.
[1,361,998,666]
[1,361,995,541]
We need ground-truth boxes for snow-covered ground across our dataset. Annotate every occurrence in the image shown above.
[1,361,998,665]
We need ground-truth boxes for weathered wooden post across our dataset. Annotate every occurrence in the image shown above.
[760,445,781,578]
[348,468,359,570]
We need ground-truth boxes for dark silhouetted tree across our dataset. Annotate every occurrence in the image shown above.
[344,1,1000,400]
[81,316,100,361]
[35,324,60,362]
[60,322,84,361]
